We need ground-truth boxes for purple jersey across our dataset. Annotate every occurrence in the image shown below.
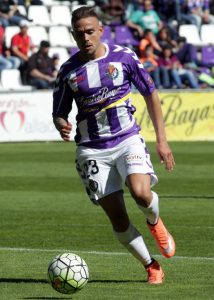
[53,44,155,149]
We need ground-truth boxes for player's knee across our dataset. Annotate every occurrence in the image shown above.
[130,187,152,207]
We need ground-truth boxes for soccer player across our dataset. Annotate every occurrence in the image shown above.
[53,6,176,285]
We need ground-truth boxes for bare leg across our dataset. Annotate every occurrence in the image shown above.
[126,174,159,224]
[98,190,152,266]
[98,190,129,232]
[126,173,175,258]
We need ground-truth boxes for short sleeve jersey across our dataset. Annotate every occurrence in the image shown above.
[53,44,156,149]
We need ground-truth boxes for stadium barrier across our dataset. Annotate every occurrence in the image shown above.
[0,91,77,142]
[133,91,214,141]
[0,90,213,142]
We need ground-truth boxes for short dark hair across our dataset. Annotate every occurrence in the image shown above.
[163,44,172,51]
[40,40,50,48]
[144,29,153,36]
[71,6,99,28]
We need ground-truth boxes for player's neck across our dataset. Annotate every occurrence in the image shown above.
[79,43,106,62]
[93,43,106,60]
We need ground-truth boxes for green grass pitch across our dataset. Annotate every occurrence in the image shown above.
[0,141,213,300]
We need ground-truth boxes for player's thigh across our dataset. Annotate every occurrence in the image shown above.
[75,148,122,204]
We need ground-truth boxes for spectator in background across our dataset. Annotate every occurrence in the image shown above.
[0,0,30,27]
[174,37,198,66]
[156,27,204,70]
[11,20,35,83]
[0,20,20,71]
[140,44,161,88]
[154,0,184,25]
[95,0,125,25]
[22,0,43,5]
[186,0,214,29]
[27,40,56,89]
[124,0,144,21]
[127,0,163,37]
[158,45,199,89]
[139,29,162,56]
[156,27,178,49]
[52,53,60,74]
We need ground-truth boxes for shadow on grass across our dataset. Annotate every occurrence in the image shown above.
[0,278,147,299]
[0,278,48,284]
[0,278,146,284]
[23,298,70,299]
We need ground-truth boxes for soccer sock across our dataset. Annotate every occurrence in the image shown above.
[114,222,152,266]
[138,191,159,225]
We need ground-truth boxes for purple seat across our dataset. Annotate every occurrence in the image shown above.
[201,46,214,64]
[101,26,114,44]
[190,45,197,61]
[114,25,139,46]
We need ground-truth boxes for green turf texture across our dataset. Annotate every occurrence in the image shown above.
[0,141,213,300]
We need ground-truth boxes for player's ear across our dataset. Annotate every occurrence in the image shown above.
[98,23,104,37]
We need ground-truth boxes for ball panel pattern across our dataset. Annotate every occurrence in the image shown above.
[48,253,89,294]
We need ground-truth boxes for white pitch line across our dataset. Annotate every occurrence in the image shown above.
[0,247,214,261]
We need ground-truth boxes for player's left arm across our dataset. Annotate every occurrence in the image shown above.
[144,90,175,172]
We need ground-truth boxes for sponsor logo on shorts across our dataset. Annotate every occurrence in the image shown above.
[128,163,144,166]
[88,179,98,192]
[125,155,143,162]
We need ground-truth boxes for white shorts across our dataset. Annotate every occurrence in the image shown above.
[75,135,158,204]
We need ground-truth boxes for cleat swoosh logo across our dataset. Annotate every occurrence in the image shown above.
[163,236,173,254]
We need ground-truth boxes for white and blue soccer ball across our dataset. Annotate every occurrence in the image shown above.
[48,253,89,294]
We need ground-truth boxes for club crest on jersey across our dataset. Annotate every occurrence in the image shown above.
[106,64,119,79]
[147,75,154,85]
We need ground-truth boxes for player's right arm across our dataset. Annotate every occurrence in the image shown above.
[124,48,175,171]
[53,67,74,141]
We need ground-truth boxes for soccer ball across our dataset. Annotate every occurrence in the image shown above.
[47,252,89,294]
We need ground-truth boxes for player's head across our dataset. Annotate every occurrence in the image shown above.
[71,6,104,60]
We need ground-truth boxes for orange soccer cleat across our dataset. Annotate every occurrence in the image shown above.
[145,259,164,284]
[147,218,176,258]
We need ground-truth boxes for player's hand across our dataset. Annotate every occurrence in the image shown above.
[60,122,72,141]
[53,117,72,142]
[156,141,175,172]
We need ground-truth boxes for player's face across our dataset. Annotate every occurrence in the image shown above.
[72,16,104,60]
